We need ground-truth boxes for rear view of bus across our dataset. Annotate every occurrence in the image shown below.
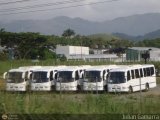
[108,64,156,93]
[83,65,118,91]
[3,66,41,92]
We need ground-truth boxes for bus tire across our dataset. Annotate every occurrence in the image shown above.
[128,86,133,93]
[77,85,81,92]
[145,83,149,92]
[104,85,108,92]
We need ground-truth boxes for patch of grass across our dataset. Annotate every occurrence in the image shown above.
[157,77,160,84]
[0,92,160,114]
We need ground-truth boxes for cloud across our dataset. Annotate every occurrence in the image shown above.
[0,0,160,21]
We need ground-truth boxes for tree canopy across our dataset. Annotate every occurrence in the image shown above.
[0,28,148,61]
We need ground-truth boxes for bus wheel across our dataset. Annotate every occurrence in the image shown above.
[77,85,81,92]
[104,85,108,92]
[128,86,133,94]
[145,83,149,92]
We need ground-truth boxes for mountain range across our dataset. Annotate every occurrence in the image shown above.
[1,13,160,40]
[113,29,160,41]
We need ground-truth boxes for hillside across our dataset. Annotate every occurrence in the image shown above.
[88,33,120,41]
[1,13,160,36]
[113,29,160,41]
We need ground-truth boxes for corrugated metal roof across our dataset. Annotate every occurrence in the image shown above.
[128,47,160,51]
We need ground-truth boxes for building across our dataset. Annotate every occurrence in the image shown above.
[56,45,125,62]
[67,54,124,62]
[91,49,109,54]
[126,47,160,62]
[56,45,89,57]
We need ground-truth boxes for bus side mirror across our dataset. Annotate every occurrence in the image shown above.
[22,73,25,79]
[54,72,58,79]
[27,72,32,79]
[104,73,109,80]
[29,73,33,79]
[79,71,83,78]
[3,72,7,79]
[47,73,50,78]
[72,72,75,79]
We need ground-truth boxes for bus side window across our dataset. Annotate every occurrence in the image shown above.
[150,67,154,75]
[75,71,79,80]
[135,69,140,78]
[127,71,130,81]
[131,70,135,79]
[143,68,146,77]
[50,71,53,81]
[140,68,143,77]
[146,67,151,76]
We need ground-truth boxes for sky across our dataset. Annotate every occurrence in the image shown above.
[0,0,160,22]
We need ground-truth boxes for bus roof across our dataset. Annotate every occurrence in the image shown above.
[31,66,66,72]
[18,66,41,70]
[85,65,118,71]
[109,64,155,72]
[8,66,41,72]
[57,66,83,72]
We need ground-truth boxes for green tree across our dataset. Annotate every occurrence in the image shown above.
[62,28,75,38]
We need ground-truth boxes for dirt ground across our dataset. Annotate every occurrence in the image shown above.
[141,84,160,96]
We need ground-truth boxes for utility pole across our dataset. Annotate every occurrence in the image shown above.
[81,39,82,60]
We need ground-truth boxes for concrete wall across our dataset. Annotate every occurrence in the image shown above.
[56,45,89,56]
[56,45,70,56]
[150,51,160,61]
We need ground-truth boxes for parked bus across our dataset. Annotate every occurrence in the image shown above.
[30,66,66,91]
[3,66,41,92]
[56,66,90,91]
[108,64,156,93]
[83,65,118,91]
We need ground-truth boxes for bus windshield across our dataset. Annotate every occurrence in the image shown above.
[7,72,23,83]
[57,71,74,83]
[32,71,48,83]
[85,71,101,82]
[108,72,126,84]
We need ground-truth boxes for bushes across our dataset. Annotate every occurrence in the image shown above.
[0,52,8,61]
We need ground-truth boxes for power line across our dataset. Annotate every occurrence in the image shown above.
[0,0,120,15]
[0,0,40,6]
[0,0,88,12]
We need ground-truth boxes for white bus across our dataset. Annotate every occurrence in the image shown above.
[83,65,118,91]
[30,66,66,91]
[3,66,41,92]
[56,66,90,91]
[108,64,156,93]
